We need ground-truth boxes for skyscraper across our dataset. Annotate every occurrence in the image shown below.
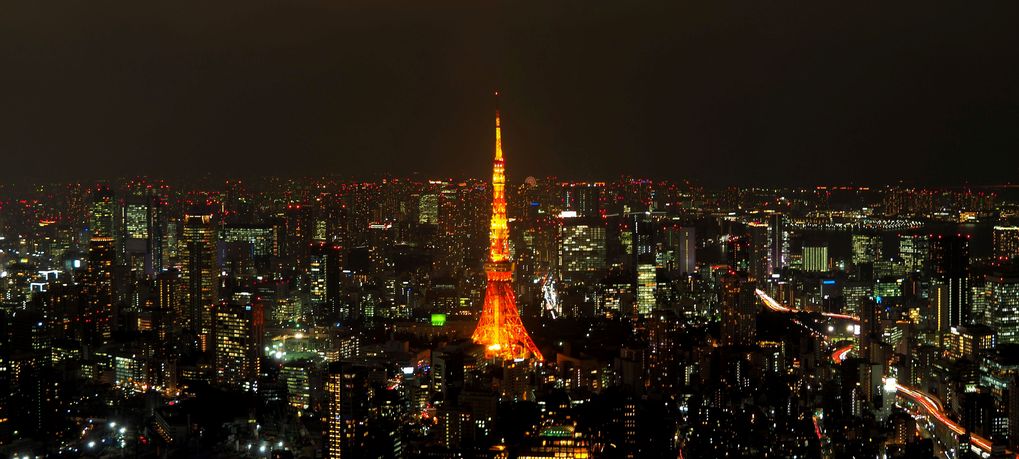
[309,242,341,307]
[720,271,757,347]
[899,234,930,274]
[747,221,771,281]
[931,283,951,334]
[156,269,182,332]
[803,243,829,273]
[636,263,657,316]
[418,193,439,225]
[89,186,115,245]
[149,195,167,273]
[630,214,656,266]
[285,203,314,269]
[472,93,543,361]
[327,361,371,459]
[123,200,150,240]
[222,223,274,271]
[83,236,114,346]
[932,234,970,327]
[769,214,788,273]
[122,198,152,277]
[852,234,883,265]
[561,183,602,218]
[559,221,607,283]
[993,225,1019,261]
[662,226,696,275]
[988,271,1019,344]
[180,213,218,348]
[211,302,264,391]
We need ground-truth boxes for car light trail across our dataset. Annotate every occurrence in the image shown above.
[831,345,853,364]
[755,289,796,313]
[755,289,860,321]
[829,342,1007,456]
[758,288,1011,458]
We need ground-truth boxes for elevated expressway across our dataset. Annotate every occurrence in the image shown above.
[756,289,1005,458]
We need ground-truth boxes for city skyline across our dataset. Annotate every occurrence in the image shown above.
[1,105,1018,457]
[4,2,1019,459]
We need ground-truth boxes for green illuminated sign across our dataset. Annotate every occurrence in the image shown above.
[431,313,446,327]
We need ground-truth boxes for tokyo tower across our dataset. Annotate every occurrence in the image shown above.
[471,92,543,361]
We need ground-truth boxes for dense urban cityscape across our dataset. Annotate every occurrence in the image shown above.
[0,99,1018,458]
[4,1,1019,458]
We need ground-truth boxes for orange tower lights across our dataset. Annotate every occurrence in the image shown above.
[471,92,543,361]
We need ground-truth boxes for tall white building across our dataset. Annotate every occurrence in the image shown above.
[803,244,828,272]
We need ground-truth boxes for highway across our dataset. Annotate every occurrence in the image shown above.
[831,344,853,365]
[755,289,1005,457]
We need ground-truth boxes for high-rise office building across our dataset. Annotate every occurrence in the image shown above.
[415,193,438,226]
[212,302,264,391]
[843,281,873,318]
[971,281,992,326]
[123,201,149,240]
[561,184,602,218]
[309,242,341,306]
[181,213,218,348]
[769,214,789,273]
[662,226,696,275]
[156,269,181,333]
[720,272,757,346]
[899,234,930,274]
[559,222,607,283]
[630,214,656,266]
[803,243,829,273]
[852,234,883,265]
[222,224,275,262]
[149,195,167,273]
[122,198,152,277]
[747,221,771,281]
[89,187,115,240]
[313,219,328,243]
[326,361,371,459]
[993,226,1019,261]
[282,360,312,412]
[931,283,951,334]
[0,309,8,439]
[285,203,315,269]
[636,263,657,316]
[988,272,1019,344]
[83,236,114,346]
[874,277,902,302]
[932,234,970,327]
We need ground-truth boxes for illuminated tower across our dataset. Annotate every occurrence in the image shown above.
[472,93,543,361]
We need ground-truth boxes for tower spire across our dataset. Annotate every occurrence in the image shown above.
[494,90,503,161]
[472,92,543,361]
[489,90,509,264]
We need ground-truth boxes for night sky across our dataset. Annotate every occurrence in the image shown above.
[2,0,1018,186]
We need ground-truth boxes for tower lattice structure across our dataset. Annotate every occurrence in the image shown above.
[472,93,543,361]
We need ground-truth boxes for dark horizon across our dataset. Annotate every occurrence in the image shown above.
[3,0,1019,187]
[5,172,1019,190]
